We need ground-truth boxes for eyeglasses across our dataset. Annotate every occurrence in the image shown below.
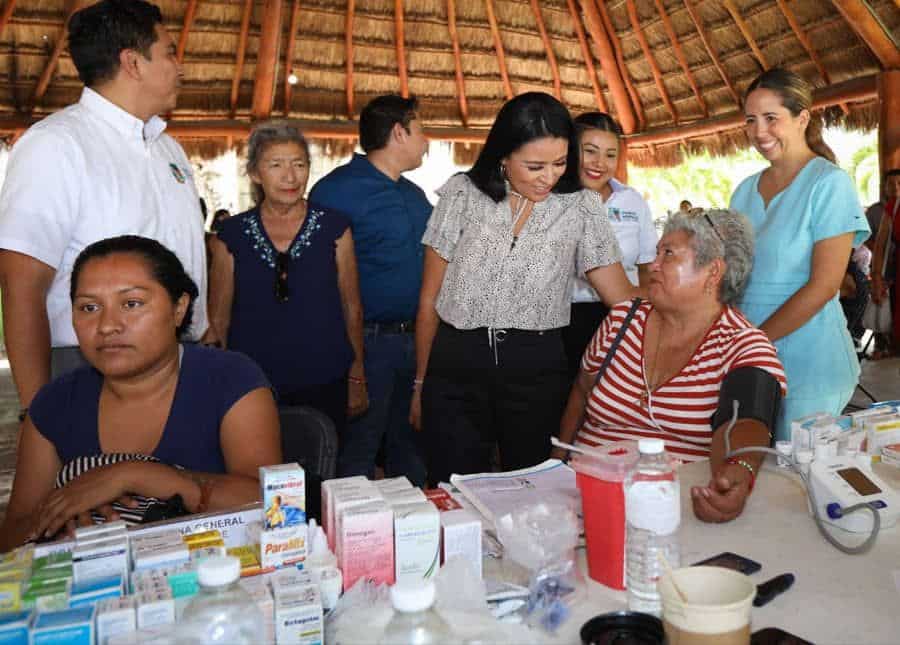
[689,208,725,244]
[274,252,290,303]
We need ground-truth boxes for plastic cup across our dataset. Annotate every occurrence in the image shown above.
[659,566,756,645]
[570,441,639,590]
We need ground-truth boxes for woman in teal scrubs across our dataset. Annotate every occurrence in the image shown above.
[730,69,869,440]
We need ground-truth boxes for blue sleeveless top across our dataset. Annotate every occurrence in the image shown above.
[216,205,354,396]
[30,344,271,474]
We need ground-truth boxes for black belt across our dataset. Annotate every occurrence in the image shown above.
[364,320,415,334]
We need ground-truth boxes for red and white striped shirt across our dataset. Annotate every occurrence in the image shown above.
[575,301,787,461]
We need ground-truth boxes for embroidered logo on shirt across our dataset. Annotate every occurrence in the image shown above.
[169,163,186,184]
[608,207,638,223]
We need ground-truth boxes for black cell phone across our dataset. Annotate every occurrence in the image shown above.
[692,551,762,575]
[751,627,814,645]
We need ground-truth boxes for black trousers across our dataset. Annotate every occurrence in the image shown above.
[561,302,610,377]
[422,322,570,486]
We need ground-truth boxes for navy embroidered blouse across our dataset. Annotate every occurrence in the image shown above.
[216,205,354,395]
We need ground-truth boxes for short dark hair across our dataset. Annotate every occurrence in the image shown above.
[68,0,163,87]
[885,169,900,182]
[70,236,199,339]
[359,94,419,153]
[574,112,624,139]
[467,92,580,202]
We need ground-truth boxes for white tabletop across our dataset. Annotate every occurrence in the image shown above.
[542,459,900,645]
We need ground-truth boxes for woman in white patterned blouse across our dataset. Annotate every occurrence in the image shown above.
[411,92,639,485]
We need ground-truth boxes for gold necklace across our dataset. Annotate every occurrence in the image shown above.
[637,312,664,409]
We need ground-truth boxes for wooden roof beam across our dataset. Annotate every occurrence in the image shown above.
[722,0,768,70]
[395,0,409,98]
[652,0,706,118]
[580,0,636,133]
[483,0,513,100]
[282,0,301,115]
[595,0,644,130]
[831,0,900,69]
[529,0,561,101]
[564,0,607,112]
[251,0,283,120]
[346,0,355,118]
[683,0,741,106]
[176,0,198,64]
[625,0,677,123]
[0,1,17,40]
[446,0,469,126]
[229,0,253,118]
[29,0,85,112]
[775,0,848,114]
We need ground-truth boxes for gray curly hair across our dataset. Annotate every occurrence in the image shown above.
[663,208,755,305]
[246,119,310,204]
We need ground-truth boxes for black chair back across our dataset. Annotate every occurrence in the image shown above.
[277,405,338,481]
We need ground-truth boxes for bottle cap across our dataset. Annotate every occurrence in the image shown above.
[390,580,435,613]
[197,556,241,587]
[637,438,664,455]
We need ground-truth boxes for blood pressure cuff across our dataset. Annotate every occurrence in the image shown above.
[711,366,782,441]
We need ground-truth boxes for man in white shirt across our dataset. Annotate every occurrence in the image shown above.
[0,0,207,415]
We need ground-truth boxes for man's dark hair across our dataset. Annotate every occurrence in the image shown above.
[467,92,580,202]
[885,169,900,182]
[68,0,163,87]
[359,94,419,153]
[70,236,198,339]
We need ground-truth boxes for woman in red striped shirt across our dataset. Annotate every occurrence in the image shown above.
[557,208,787,522]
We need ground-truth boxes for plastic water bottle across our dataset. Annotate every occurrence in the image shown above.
[624,438,680,616]
[177,556,263,644]
[379,580,453,644]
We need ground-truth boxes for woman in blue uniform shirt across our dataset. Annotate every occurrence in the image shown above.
[730,68,869,440]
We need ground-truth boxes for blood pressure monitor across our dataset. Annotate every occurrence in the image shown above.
[807,457,899,533]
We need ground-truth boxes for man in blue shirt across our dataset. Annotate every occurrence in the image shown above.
[309,94,430,485]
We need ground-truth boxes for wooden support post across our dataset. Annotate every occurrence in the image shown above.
[29,0,86,112]
[564,0,607,112]
[683,0,741,106]
[176,0,198,64]
[653,0,706,118]
[283,0,301,115]
[529,0,561,101]
[722,0,768,69]
[346,0,355,118]
[484,0,513,100]
[580,0,636,133]
[0,0,17,40]
[446,0,469,126]
[230,0,253,118]
[595,0,643,130]
[395,0,409,98]
[625,0,677,123]
[251,0,283,120]
[831,0,900,69]
[616,140,628,184]
[879,70,900,174]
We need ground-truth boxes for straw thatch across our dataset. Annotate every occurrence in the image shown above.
[0,0,897,166]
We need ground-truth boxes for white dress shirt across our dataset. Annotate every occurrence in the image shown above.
[0,88,208,346]
[571,178,657,303]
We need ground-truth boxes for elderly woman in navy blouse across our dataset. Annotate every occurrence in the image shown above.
[0,236,281,550]
[208,121,367,460]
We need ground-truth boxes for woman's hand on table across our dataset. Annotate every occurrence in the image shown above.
[31,464,130,539]
[691,463,752,523]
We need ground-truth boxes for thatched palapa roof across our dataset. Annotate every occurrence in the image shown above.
[0,0,898,166]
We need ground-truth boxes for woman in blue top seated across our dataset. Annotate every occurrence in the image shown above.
[0,236,281,550]
[208,120,367,458]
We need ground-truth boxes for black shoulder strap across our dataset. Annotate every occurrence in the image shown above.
[594,298,643,386]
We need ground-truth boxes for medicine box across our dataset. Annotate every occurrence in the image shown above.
[270,568,314,598]
[68,574,122,608]
[261,463,306,529]
[373,476,412,493]
[424,488,463,512]
[72,538,128,584]
[135,589,175,629]
[337,501,394,591]
[0,609,31,644]
[95,597,136,645]
[260,523,308,570]
[332,487,383,560]
[383,489,427,506]
[274,584,323,645]
[440,509,483,579]
[30,606,95,645]
[321,477,368,549]
[392,502,440,584]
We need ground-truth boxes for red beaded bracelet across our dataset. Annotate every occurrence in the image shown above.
[725,457,756,493]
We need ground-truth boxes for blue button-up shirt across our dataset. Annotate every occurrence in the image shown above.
[309,153,432,322]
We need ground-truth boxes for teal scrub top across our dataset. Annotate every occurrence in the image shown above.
[729,157,870,401]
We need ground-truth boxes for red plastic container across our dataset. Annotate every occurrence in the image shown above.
[572,441,639,590]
